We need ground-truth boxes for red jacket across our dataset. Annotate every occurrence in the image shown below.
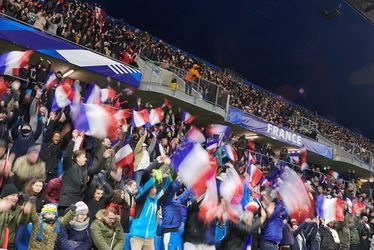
[44,175,62,204]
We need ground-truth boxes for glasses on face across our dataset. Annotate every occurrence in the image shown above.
[108,217,117,221]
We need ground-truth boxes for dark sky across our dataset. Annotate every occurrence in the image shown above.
[93,0,374,139]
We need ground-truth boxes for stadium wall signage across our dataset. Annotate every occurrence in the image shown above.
[227,107,333,159]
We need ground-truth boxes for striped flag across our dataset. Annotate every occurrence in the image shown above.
[182,110,195,124]
[43,72,59,91]
[51,83,75,111]
[115,142,134,168]
[132,109,150,128]
[316,197,344,222]
[224,144,238,162]
[185,126,206,144]
[0,50,32,77]
[148,107,164,126]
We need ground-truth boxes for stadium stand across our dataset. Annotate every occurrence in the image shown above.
[0,0,373,250]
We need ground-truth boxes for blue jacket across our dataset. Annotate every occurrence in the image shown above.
[10,119,42,159]
[161,181,190,231]
[130,177,171,238]
[54,223,92,250]
[262,203,287,244]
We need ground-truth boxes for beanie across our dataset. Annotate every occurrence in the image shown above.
[75,201,89,215]
[0,183,18,198]
[37,204,60,241]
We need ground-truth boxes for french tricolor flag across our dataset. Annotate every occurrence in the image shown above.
[0,50,32,77]
[248,151,256,164]
[171,142,212,196]
[115,142,134,168]
[277,167,314,223]
[84,84,101,104]
[199,176,219,224]
[316,197,344,222]
[220,166,243,204]
[100,87,116,103]
[182,110,195,124]
[71,103,118,139]
[185,126,206,144]
[247,164,263,186]
[207,124,231,137]
[43,72,59,91]
[224,144,238,162]
[132,109,150,128]
[148,107,164,126]
[205,139,219,154]
[51,83,75,111]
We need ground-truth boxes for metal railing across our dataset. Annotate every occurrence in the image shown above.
[292,115,318,132]
[332,140,374,168]
[138,56,230,111]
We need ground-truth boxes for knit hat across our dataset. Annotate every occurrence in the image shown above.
[75,201,89,215]
[37,204,60,241]
[0,183,18,198]
[27,144,41,154]
[41,203,57,214]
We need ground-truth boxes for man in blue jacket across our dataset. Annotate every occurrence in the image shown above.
[130,170,172,250]
[161,180,190,249]
[262,201,287,250]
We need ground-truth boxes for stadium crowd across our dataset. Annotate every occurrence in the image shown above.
[0,51,372,250]
[0,0,373,160]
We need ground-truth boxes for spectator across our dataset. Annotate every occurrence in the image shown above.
[27,203,75,249]
[20,178,46,213]
[44,175,62,204]
[90,208,124,250]
[86,184,111,226]
[0,183,31,250]
[11,144,46,191]
[184,64,200,96]
[55,201,92,250]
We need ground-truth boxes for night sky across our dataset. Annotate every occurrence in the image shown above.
[92,0,374,139]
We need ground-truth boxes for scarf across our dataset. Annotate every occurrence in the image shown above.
[69,218,90,231]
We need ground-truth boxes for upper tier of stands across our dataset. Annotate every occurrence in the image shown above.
[1,0,373,161]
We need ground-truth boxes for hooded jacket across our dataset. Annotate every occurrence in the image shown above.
[90,210,124,250]
[130,176,172,239]
[10,119,42,159]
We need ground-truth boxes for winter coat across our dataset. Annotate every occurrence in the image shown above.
[33,12,46,30]
[87,170,122,201]
[10,119,42,159]
[319,225,338,250]
[130,177,171,239]
[161,181,190,232]
[19,192,47,213]
[44,176,62,204]
[12,155,46,191]
[183,200,205,244]
[346,213,360,245]
[90,210,124,250]
[54,220,92,250]
[335,218,350,250]
[0,204,29,246]
[28,209,74,250]
[221,218,262,250]
[59,141,106,207]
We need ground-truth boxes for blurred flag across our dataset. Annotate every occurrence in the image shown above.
[0,78,9,99]
[84,84,101,104]
[205,139,219,154]
[51,83,75,111]
[247,164,263,186]
[148,107,164,126]
[207,124,231,138]
[100,87,116,103]
[199,176,219,224]
[115,142,134,168]
[329,170,339,180]
[0,50,32,77]
[132,109,149,128]
[171,143,213,196]
[43,72,58,91]
[224,144,238,162]
[182,110,195,124]
[185,126,205,144]
[70,103,118,139]
[276,167,314,222]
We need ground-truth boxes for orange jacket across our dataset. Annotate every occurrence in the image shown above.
[184,64,200,82]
